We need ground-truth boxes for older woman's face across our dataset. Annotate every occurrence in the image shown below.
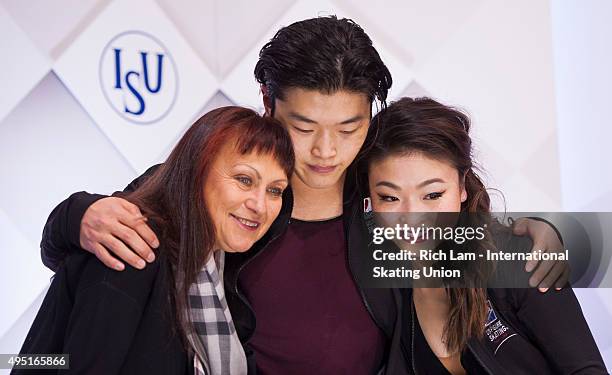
[204,144,289,253]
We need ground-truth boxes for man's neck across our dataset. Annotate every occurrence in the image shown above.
[290,174,345,221]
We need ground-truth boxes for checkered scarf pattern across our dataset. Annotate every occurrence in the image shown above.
[188,251,247,375]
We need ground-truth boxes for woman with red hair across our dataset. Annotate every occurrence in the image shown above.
[16,107,294,375]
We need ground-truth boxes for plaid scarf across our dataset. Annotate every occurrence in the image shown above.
[187,251,247,375]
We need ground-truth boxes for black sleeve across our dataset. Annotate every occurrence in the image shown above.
[40,164,163,272]
[121,164,161,192]
[40,192,107,272]
[528,214,594,287]
[511,287,608,374]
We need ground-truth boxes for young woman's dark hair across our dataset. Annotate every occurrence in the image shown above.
[362,97,489,213]
[254,15,392,113]
[123,106,295,347]
[360,97,493,352]
[359,97,608,374]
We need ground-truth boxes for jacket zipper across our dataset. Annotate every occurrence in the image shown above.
[347,251,382,331]
[346,205,385,333]
[233,188,294,344]
[410,299,418,375]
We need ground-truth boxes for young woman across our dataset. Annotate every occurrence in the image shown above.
[15,107,294,375]
[361,97,607,374]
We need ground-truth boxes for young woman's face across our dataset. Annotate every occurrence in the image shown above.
[272,88,371,191]
[368,152,467,214]
[369,152,467,250]
[204,144,289,253]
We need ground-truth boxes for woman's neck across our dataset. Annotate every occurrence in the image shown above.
[414,287,449,305]
[290,173,345,221]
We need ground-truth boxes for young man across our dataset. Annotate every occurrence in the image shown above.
[41,17,566,374]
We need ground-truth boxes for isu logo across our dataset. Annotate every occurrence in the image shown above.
[99,31,178,124]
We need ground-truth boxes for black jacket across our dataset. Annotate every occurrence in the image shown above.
[40,165,409,374]
[17,245,192,374]
[402,233,607,375]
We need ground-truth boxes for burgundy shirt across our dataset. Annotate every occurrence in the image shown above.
[239,216,385,374]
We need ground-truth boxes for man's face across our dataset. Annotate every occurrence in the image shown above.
[271,88,371,190]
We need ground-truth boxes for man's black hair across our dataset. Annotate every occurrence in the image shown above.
[254,16,392,113]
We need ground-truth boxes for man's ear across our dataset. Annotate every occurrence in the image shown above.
[261,84,273,116]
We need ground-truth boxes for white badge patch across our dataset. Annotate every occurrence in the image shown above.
[484,300,518,355]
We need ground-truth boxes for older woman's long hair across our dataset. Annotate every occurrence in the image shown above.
[123,106,294,348]
[359,97,496,353]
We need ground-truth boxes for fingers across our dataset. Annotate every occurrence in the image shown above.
[512,217,569,292]
[522,218,563,274]
[554,265,571,290]
[115,221,156,263]
[80,197,158,270]
[120,198,143,216]
[135,219,160,250]
[512,217,529,236]
[536,261,565,293]
[529,260,554,288]
[80,197,132,250]
[525,240,546,273]
[528,244,555,288]
[91,243,125,271]
[520,219,540,273]
[116,200,158,261]
[101,234,147,270]
[525,252,539,273]
[527,244,569,292]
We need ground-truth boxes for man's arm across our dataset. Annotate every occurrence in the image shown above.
[512,217,570,292]
[40,164,162,272]
[512,287,608,374]
[41,192,106,271]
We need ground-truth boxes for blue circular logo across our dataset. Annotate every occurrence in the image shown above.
[99,31,178,124]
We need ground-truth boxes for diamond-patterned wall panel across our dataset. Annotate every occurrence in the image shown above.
[334,0,485,69]
[0,4,51,123]
[412,0,561,211]
[155,0,218,75]
[154,90,235,164]
[53,0,217,173]
[0,207,51,339]
[0,0,106,59]
[0,0,610,371]
[0,72,137,242]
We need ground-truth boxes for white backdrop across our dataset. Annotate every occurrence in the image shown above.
[0,0,610,371]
